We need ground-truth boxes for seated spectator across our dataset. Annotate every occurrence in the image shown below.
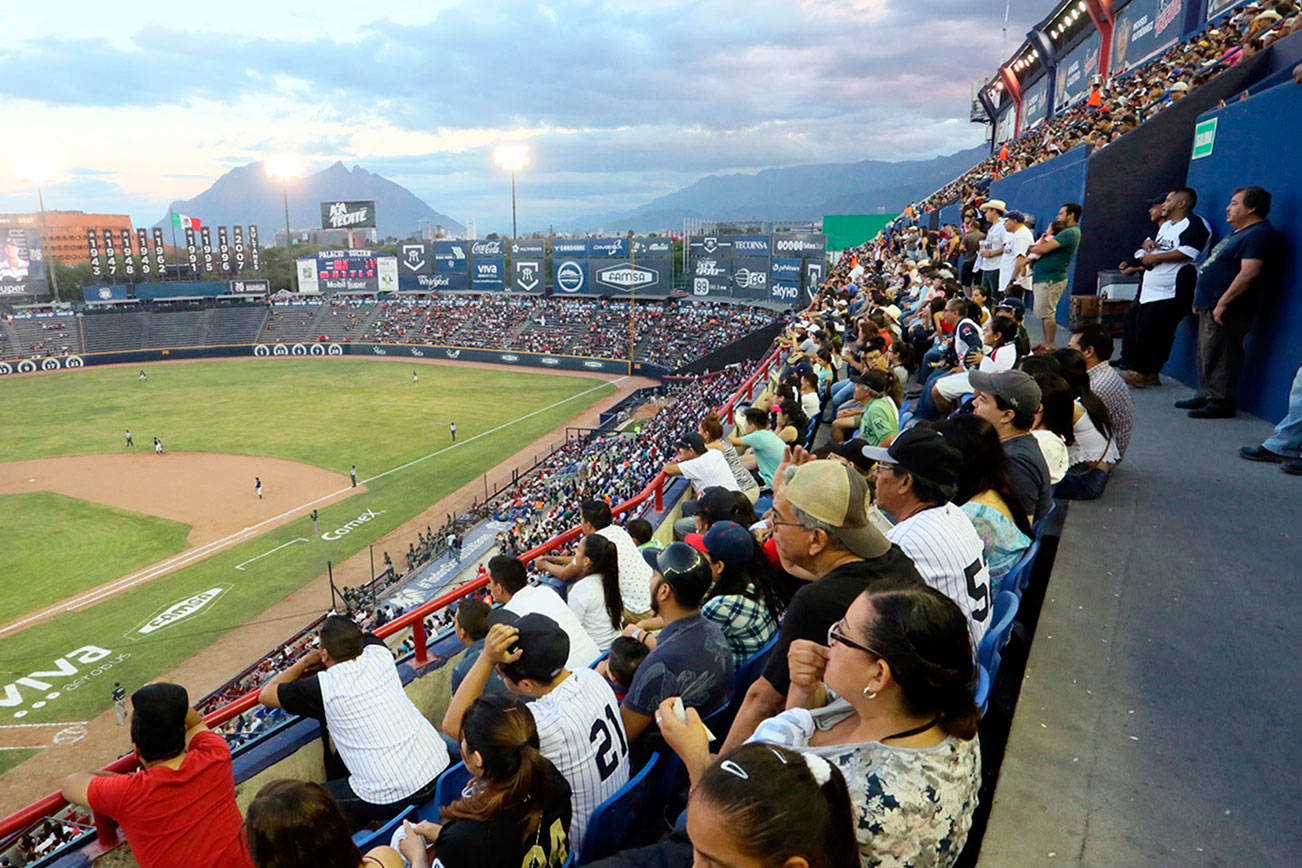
[832,370,900,445]
[746,583,982,867]
[864,428,993,646]
[1070,323,1134,462]
[442,614,629,851]
[775,399,809,444]
[724,458,923,752]
[61,682,254,868]
[1052,348,1118,500]
[729,406,786,488]
[625,517,659,553]
[932,415,1034,579]
[487,555,601,670]
[1023,365,1074,484]
[931,314,1021,418]
[663,432,741,493]
[699,412,760,501]
[690,520,784,667]
[258,616,450,829]
[567,534,625,651]
[450,598,509,696]
[403,695,572,868]
[535,501,654,620]
[969,370,1053,522]
[619,543,735,745]
[606,636,650,700]
[244,780,403,868]
[827,437,897,535]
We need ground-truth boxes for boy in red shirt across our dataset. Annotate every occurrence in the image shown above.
[62,682,253,868]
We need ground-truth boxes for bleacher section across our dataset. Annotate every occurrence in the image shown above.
[202,304,269,345]
[81,310,148,353]
[256,301,381,343]
[1,314,81,360]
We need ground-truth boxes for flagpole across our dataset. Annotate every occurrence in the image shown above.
[169,207,180,276]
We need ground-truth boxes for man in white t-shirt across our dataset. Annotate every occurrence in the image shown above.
[534,500,655,620]
[662,432,741,493]
[487,555,601,670]
[998,212,1035,300]
[977,200,1008,296]
[441,613,629,852]
[863,429,992,647]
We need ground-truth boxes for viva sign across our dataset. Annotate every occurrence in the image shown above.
[2,646,119,716]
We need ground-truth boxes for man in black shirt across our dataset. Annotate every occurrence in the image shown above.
[721,458,921,751]
[971,369,1052,523]
[1175,186,1282,418]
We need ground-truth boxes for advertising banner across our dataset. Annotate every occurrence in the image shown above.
[377,256,398,293]
[184,227,199,276]
[511,239,545,257]
[136,228,153,277]
[217,226,231,274]
[399,242,432,276]
[770,282,801,304]
[689,276,732,298]
[587,237,627,258]
[553,257,588,294]
[1113,0,1184,73]
[311,250,383,292]
[632,237,673,258]
[729,257,770,300]
[200,227,215,274]
[87,229,102,279]
[248,225,260,272]
[471,256,506,291]
[320,200,377,230]
[691,255,731,283]
[730,235,771,258]
[229,278,269,294]
[433,241,469,273]
[120,228,137,280]
[592,260,665,294]
[771,233,827,259]
[1022,74,1051,129]
[232,225,247,273]
[770,257,802,285]
[83,284,129,302]
[688,235,732,257]
[551,239,587,257]
[103,229,119,279]
[152,227,167,275]
[0,228,50,299]
[469,239,504,257]
[399,272,470,292]
[513,259,544,292]
[1055,30,1102,111]
[297,257,320,294]
[805,261,825,292]
[1207,0,1241,20]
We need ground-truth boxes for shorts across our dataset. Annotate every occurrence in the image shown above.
[1033,279,1068,319]
[934,371,973,401]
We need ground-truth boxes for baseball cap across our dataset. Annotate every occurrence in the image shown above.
[830,437,878,474]
[675,432,707,455]
[1146,195,1167,207]
[1170,81,1189,92]
[983,199,1007,214]
[781,460,890,559]
[656,542,714,603]
[491,611,569,683]
[130,682,190,761]
[995,297,1026,314]
[860,427,963,488]
[969,369,1043,415]
[1005,210,1026,223]
[680,486,736,520]
[701,521,755,565]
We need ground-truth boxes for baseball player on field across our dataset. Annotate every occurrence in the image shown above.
[255,477,263,500]
[112,681,128,725]
[125,428,133,448]
[153,437,163,455]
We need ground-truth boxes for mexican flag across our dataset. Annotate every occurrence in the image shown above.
[170,212,201,231]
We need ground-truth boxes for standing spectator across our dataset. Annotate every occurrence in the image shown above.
[1119,189,1210,387]
[961,218,986,287]
[61,683,255,868]
[977,200,1008,296]
[1239,365,1302,475]
[970,370,1054,522]
[1026,203,1082,350]
[1070,323,1135,462]
[257,616,450,829]
[998,211,1034,302]
[486,555,601,670]
[1177,186,1282,418]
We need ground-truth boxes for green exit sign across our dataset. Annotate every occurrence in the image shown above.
[1192,118,1218,160]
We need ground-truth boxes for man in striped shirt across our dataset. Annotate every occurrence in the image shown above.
[441,612,629,852]
[865,429,992,648]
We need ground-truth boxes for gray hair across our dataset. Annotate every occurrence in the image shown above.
[787,502,853,553]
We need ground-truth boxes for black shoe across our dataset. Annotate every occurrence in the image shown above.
[1240,445,1285,463]
[1189,403,1236,419]
[1283,459,1302,476]
[1174,396,1208,410]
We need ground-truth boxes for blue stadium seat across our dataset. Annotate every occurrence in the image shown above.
[974,663,991,716]
[998,539,1040,595]
[726,634,778,724]
[977,591,1020,682]
[648,703,731,814]
[589,649,610,670]
[1032,502,1057,540]
[431,761,472,812]
[577,753,661,864]
[802,413,821,449]
[754,493,773,515]
[352,804,415,851]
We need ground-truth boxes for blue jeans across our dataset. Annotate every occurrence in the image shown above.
[1263,365,1302,458]
[911,370,950,421]
[827,379,857,415]
[1055,466,1110,500]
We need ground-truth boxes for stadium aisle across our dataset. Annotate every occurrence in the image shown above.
[980,383,1301,865]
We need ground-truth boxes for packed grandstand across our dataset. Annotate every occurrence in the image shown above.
[3,2,1301,867]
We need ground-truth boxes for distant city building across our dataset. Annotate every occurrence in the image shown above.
[273,227,377,247]
[0,211,133,264]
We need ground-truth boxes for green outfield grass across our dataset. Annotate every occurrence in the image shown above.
[0,492,192,624]
[0,358,613,727]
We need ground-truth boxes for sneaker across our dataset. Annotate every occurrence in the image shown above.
[1174,396,1208,410]
[1189,403,1236,419]
[1283,459,1302,476]
[1120,370,1161,388]
[1239,445,1285,463]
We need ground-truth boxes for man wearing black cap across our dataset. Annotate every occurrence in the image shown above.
[62,682,253,868]
[673,484,742,541]
[971,369,1053,522]
[620,543,735,746]
[864,429,993,646]
[662,432,741,494]
[442,612,629,852]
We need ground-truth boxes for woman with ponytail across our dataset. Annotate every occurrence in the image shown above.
[567,533,624,650]
[398,695,572,868]
[1051,348,1118,500]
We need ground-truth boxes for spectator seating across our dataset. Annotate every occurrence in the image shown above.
[577,753,661,864]
[82,310,148,352]
[352,804,416,851]
[978,591,1021,684]
[0,313,81,359]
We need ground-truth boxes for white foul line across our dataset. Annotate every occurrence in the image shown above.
[235,538,308,571]
[0,721,87,730]
[0,377,623,638]
[0,745,45,752]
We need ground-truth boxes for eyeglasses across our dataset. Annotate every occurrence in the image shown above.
[763,507,807,531]
[827,618,880,657]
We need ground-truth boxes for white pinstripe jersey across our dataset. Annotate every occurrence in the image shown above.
[530,667,630,851]
[885,503,992,648]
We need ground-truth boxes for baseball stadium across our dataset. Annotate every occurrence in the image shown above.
[3,1,1302,866]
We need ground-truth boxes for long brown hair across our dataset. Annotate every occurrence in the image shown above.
[245,780,362,868]
[443,695,561,841]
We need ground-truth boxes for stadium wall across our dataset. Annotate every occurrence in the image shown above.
[675,319,787,375]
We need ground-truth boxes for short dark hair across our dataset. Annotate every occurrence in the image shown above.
[580,500,612,529]
[743,406,769,428]
[1061,202,1082,222]
[607,636,650,688]
[1172,187,1198,209]
[320,614,364,663]
[456,597,492,642]
[625,518,654,546]
[1234,185,1271,217]
[488,555,528,594]
[1071,322,1115,361]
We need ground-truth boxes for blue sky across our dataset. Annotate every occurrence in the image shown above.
[1,0,1043,234]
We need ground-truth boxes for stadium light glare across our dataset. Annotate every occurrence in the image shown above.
[493,144,531,173]
[1078,1,1087,10]
[266,156,302,181]
[13,156,57,184]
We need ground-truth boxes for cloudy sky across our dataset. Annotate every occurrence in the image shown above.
[0,0,1044,234]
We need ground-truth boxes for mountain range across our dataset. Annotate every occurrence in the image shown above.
[153,161,464,240]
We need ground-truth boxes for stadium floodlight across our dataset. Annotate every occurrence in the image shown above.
[266,156,302,290]
[1078,1,1087,10]
[494,144,530,240]
[12,157,61,301]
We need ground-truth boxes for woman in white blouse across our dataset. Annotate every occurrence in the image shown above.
[565,534,624,650]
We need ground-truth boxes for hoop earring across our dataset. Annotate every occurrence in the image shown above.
[863,688,878,700]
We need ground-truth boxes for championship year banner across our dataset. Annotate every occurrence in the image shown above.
[102,229,119,279]
[432,241,469,274]
[200,227,215,274]
[321,200,376,230]
[120,228,136,279]
[217,226,231,274]
[184,227,200,276]
[152,228,167,276]
[232,225,247,273]
[472,256,506,291]
[136,228,152,277]
[512,259,544,292]
[87,229,102,278]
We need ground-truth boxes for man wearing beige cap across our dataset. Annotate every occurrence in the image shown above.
[722,457,922,750]
[977,199,1008,298]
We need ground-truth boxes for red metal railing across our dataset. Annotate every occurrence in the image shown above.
[0,350,780,845]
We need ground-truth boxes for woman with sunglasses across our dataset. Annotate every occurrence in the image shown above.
[718,579,979,867]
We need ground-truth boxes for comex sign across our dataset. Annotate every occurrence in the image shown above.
[322,508,386,541]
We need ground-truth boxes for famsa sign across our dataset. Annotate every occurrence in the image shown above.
[596,264,657,291]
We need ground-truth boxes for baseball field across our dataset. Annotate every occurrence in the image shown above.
[0,357,615,774]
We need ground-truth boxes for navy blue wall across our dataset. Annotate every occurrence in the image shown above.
[1165,80,1302,421]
